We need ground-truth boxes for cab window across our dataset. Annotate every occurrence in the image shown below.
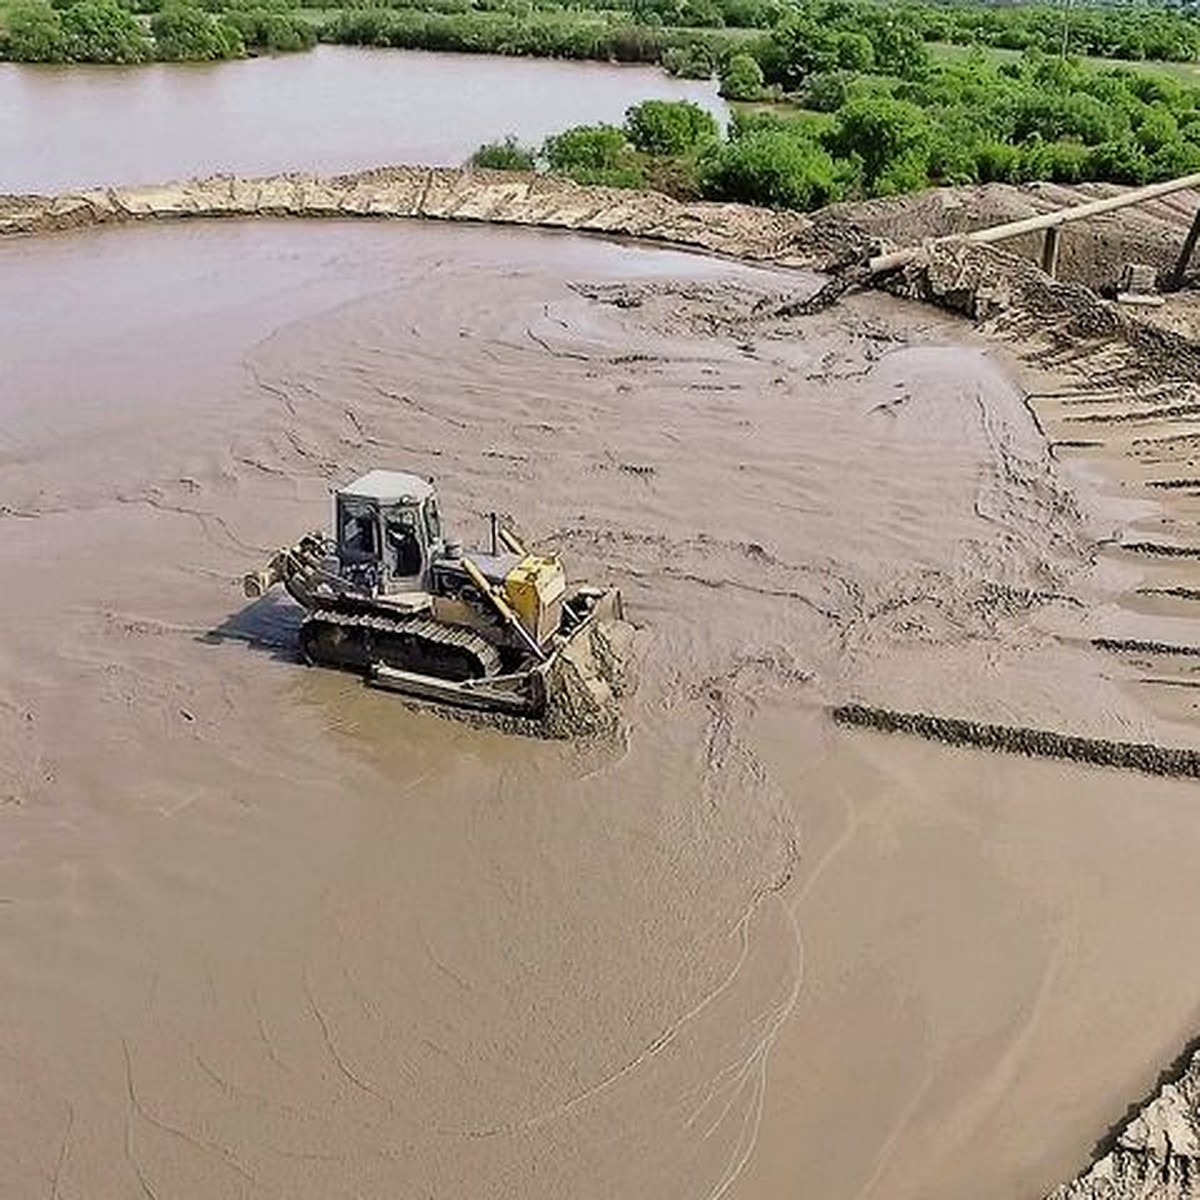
[340,506,377,557]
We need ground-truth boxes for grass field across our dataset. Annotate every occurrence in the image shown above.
[929,39,1200,83]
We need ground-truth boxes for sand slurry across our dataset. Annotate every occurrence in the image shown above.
[5,172,1200,1200]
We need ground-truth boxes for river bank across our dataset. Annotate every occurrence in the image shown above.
[4,171,1200,1200]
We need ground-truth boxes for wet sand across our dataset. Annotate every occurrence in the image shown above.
[3,219,1200,1199]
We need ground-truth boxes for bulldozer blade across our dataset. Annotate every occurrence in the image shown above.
[367,663,546,716]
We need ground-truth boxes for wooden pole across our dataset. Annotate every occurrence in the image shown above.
[1041,226,1062,277]
[1171,206,1200,289]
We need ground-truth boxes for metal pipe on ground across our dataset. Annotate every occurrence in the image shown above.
[866,170,1200,276]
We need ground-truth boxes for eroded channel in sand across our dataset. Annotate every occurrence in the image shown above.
[3,219,1200,1200]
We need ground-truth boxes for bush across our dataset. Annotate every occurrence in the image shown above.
[223,7,314,51]
[469,134,536,170]
[826,95,931,193]
[1085,139,1150,185]
[61,0,151,62]
[700,129,838,209]
[718,51,763,101]
[543,123,647,187]
[973,140,1022,183]
[624,99,717,155]
[3,0,68,60]
[152,1,243,59]
[661,43,711,77]
[800,70,849,113]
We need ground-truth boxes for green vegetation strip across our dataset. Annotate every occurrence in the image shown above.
[832,702,1200,777]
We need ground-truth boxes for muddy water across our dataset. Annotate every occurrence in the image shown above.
[3,219,1200,1200]
[0,47,725,193]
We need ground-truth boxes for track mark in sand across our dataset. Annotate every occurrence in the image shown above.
[1138,586,1200,602]
[342,406,383,448]
[235,455,289,477]
[448,885,802,1147]
[120,1037,259,1196]
[247,362,298,418]
[662,568,841,622]
[1145,478,1200,491]
[1067,402,1200,426]
[104,612,205,639]
[302,961,398,1120]
[525,325,589,361]
[700,897,805,1200]
[251,986,292,1074]
[369,383,470,429]
[49,1102,74,1200]
[114,490,267,557]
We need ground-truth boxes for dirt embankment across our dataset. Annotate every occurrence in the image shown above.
[0,166,848,264]
[4,169,1196,287]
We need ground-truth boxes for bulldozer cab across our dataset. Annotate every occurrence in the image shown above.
[335,470,442,593]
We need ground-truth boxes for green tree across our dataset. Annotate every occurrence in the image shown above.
[770,15,841,85]
[835,31,873,72]
[623,99,717,156]
[700,130,838,210]
[868,16,929,81]
[718,51,763,101]
[151,1,243,59]
[61,0,150,62]
[3,0,67,60]
[826,95,931,192]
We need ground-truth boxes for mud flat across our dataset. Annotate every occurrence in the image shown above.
[3,179,1200,1200]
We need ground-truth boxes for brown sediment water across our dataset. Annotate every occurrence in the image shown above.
[3,217,1200,1200]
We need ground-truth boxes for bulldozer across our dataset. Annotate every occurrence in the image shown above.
[243,470,624,719]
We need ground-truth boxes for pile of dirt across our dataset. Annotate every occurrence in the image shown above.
[1050,1046,1200,1200]
[880,237,1200,381]
[832,181,1200,290]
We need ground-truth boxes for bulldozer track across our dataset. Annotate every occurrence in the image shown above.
[302,608,502,680]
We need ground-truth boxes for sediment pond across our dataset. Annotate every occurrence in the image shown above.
[3,216,1200,1199]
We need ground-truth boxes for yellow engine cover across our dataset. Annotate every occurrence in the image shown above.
[504,554,567,643]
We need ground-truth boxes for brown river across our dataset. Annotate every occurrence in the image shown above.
[4,213,1200,1200]
[0,46,725,192]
